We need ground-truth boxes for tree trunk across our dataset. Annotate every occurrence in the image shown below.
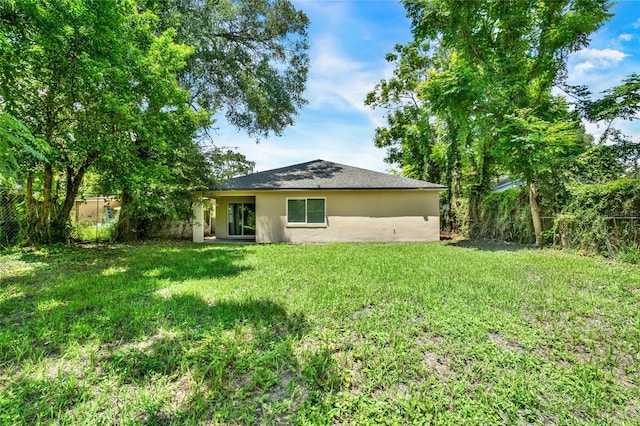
[529,181,543,247]
[113,190,137,241]
[58,152,99,228]
[443,118,461,232]
[36,164,54,237]
[26,174,35,219]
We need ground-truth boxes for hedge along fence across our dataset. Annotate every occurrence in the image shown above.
[475,179,640,258]
[476,189,536,244]
[553,178,640,257]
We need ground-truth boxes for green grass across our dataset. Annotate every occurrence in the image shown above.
[72,221,115,241]
[1,240,639,425]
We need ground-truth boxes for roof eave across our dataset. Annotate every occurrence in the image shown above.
[213,186,446,192]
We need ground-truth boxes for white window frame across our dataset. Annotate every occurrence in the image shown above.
[286,197,327,226]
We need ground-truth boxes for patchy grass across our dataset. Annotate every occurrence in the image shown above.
[0,240,639,424]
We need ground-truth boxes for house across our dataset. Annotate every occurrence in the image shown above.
[192,159,446,243]
[74,196,120,224]
[491,176,524,193]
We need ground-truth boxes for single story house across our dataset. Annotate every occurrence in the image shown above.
[192,159,446,243]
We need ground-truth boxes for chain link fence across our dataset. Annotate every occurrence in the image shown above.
[0,188,119,247]
[550,214,640,258]
[0,188,24,247]
[69,195,120,243]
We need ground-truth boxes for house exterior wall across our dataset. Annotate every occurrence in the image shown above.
[214,190,440,243]
[74,197,120,223]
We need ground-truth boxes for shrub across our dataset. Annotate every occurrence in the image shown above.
[553,179,640,256]
[476,189,534,243]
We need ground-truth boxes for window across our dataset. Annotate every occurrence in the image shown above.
[287,198,325,225]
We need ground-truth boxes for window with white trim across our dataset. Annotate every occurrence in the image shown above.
[287,198,326,224]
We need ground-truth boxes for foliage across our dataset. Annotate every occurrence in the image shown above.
[207,147,256,185]
[72,221,115,242]
[0,0,202,243]
[573,74,640,178]
[617,246,640,264]
[368,0,613,242]
[585,73,640,122]
[0,0,309,245]
[553,179,640,255]
[148,0,310,138]
[1,241,640,423]
[477,189,533,244]
[0,112,47,181]
[570,143,630,184]
[497,103,588,188]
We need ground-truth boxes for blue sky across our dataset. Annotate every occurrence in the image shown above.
[214,0,640,173]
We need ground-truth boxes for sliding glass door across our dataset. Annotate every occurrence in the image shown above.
[227,203,256,236]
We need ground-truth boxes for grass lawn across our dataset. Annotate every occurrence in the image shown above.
[1,240,639,425]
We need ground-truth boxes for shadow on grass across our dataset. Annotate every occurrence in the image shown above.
[445,239,532,252]
[0,242,325,424]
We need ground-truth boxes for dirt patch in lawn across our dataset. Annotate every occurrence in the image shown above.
[254,369,308,425]
[488,331,525,353]
[422,351,456,380]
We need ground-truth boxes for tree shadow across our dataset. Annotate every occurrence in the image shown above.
[444,239,532,252]
[1,242,253,288]
[0,242,336,424]
[221,159,344,190]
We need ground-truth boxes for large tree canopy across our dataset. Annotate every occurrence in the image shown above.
[368,0,612,245]
[148,0,310,138]
[0,0,309,243]
[0,0,204,241]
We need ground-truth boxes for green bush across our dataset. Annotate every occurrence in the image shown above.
[476,189,534,243]
[553,179,640,256]
[617,247,640,264]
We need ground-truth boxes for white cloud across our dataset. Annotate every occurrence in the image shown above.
[306,34,393,127]
[574,48,629,66]
[618,33,633,41]
[633,18,640,29]
[212,120,389,172]
[574,61,595,73]
[206,1,411,174]
[569,48,630,77]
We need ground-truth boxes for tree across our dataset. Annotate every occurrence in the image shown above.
[101,0,309,240]
[497,99,590,245]
[207,147,256,184]
[101,0,309,241]
[369,0,612,244]
[0,0,201,242]
[586,73,640,123]
[574,74,640,179]
[1,0,310,243]
[147,0,310,138]
[0,112,47,183]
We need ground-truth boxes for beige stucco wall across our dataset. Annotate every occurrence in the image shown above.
[74,197,120,223]
[214,190,440,243]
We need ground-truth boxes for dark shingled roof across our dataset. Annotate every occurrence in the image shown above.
[217,159,446,191]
